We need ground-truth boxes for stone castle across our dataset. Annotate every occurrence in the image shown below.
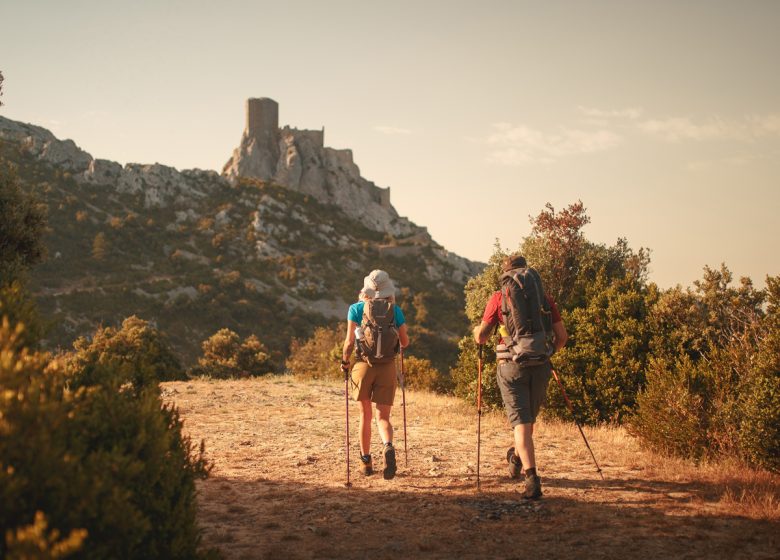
[222,98,411,236]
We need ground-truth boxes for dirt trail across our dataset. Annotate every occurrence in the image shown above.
[164,377,779,560]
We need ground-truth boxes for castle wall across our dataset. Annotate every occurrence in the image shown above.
[281,126,324,149]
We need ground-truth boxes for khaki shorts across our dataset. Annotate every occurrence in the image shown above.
[350,360,397,406]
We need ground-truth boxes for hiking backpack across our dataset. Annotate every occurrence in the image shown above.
[356,298,400,365]
[495,266,554,367]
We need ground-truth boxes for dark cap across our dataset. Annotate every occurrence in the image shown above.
[502,254,527,272]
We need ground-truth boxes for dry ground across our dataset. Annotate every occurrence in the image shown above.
[163,376,780,560]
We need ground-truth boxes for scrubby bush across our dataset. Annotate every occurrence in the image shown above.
[65,315,186,389]
[630,269,780,472]
[0,320,215,559]
[401,355,451,393]
[195,328,273,378]
[547,274,656,424]
[285,324,343,380]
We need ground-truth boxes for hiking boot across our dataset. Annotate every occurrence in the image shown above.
[360,454,373,476]
[506,447,522,479]
[522,474,542,500]
[382,443,397,480]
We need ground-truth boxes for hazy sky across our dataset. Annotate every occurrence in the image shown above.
[2,0,778,288]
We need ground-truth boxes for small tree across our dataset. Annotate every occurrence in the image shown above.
[285,325,343,380]
[65,315,186,390]
[196,328,273,378]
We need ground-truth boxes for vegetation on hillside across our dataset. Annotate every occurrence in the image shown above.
[0,141,470,373]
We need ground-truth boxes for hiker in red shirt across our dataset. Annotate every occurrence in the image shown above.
[472,254,568,499]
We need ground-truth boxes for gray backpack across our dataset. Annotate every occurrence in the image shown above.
[357,298,399,365]
[495,266,554,367]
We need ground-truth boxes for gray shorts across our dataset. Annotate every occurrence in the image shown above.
[496,360,552,426]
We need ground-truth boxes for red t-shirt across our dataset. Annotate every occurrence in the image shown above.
[482,291,562,326]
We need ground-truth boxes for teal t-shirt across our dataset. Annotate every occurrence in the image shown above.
[348,301,405,326]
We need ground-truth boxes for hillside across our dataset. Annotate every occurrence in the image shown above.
[165,376,780,559]
[0,110,481,369]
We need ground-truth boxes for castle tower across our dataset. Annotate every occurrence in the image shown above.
[246,98,279,138]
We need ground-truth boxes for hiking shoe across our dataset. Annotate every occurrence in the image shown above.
[522,474,542,500]
[360,454,373,476]
[506,447,523,479]
[382,444,397,480]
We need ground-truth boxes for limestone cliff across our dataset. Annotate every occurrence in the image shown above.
[0,115,225,208]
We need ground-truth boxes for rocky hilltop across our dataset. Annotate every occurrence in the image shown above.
[223,98,417,237]
[0,103,482,368]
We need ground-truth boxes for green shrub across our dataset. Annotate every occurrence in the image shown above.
[628,356,710,459]
[285,324,343,380]
[630,271,780,472]
[65,315,186,390]
[0,320,215,559]
[401,355,451,393]
[546,275,656,424]
[195,328,273,378]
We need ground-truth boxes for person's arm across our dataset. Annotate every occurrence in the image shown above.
[472,321,493,345]
[398,323,409,348]
[552,320,568,352]
[342,320,357,366]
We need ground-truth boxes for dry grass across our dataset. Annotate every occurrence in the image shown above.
[165,375,780,559]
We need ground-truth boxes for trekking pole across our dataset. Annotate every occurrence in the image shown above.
[476,344,483,491]
[399,347,408,467]
[551,368,604,480]
[344,365,352,488]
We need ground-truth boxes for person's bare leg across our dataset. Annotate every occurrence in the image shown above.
[359,399,373,455]
[374,404,393,445]
[514,423,535,470]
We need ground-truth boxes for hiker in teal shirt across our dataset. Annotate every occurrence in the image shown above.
[341,270,409,479]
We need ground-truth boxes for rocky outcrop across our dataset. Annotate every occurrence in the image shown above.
[0,109,482,281]
[0,115,225,209]
[222,98,420,237]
